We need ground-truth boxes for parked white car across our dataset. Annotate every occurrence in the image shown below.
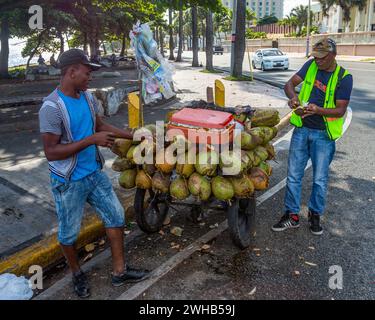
[252,48,289,71]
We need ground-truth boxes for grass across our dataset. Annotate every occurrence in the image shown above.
[199,69,224,74]
[222,75,253,81]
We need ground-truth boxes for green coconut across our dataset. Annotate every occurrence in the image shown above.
[111,157,134,172]
[258,161,272,176]
[152,172,170,193]
[254,146,269,162]
[220,151,242,176]
[155,147,176,174]
[264,143,276,160]
[118,169,137,189]
[195,150,219,177]
[126,145,137,163]
[230,175,255,198]
[248,167,269,191]
[211,176,234,200]
[111,138,133,158]
[188,173,211,201]
[248,127,265,145]
[135,170,152,189]
[170,176,190,200]
[260,126,275,143]
[271,126,278,139]
[144,124,157,135]
[233,113,247,123]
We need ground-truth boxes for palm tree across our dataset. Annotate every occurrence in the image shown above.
[191,4,199,67]
[290,5,312,34]
[175,0,184,62]
[231,0,246,77]
[168,5,175,60]
[318,0,367,30]
[205,9,214,71]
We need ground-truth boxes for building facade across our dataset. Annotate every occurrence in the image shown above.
[222,0,284,20]
[312,0,375,33]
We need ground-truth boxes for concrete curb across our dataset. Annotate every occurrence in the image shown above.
[0,192,134,276]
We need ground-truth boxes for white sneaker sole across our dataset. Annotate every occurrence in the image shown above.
[310,228,323,236]
[271,224,300,232]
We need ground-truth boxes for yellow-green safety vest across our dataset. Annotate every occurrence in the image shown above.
[290,60,350,140]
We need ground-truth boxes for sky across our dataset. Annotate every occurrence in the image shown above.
[284,0,310,17]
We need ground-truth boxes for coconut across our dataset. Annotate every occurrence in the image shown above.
[264,143,276,160]
[126,145,137,163]
[233,113,247,123]
[254,146,269,162]
[152,172,170,193]
[155,146,176,174]
[230,175,255,198]
[135,170,152,189]
[234,131,263,150]
[171,134,192,152]
[248,167,269,190]
[245,150,261,168]
[219,151,242,175]
[118,169,137,189]
[271,126,278,139]
[144,124,157,136]
[248,127,265,145]
[211,176,234,200]
[111,157,134,172]
[170,176,190,200]
[241,150,252,172]
[260,126,275,143]
[176,162,195,178]
[195,150,219,176]
[143,163,156,176]
[188,173,211,201]
[258,161,272,176]
[111,138,133,158]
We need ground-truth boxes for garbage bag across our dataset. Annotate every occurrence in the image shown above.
[0,273,33,300]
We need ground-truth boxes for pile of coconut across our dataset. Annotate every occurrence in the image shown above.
[111,109,279,202]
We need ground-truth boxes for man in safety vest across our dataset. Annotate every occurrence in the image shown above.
[272,38,353,235]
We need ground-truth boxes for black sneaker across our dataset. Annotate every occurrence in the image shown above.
[111,265,150,287]
[271,213,300,232]
[308,211,323,235]
[72,270,90,298]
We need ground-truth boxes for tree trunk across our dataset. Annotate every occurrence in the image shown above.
[205,10,214,71]
[155,27,159,48]
[120,33,126,56]
[176,4,183,62]
[168,7,175,60]
[58,31,64,55]
[160,28,165,57]
[83,32,88,54]
[0,16,10,79]
[102,42,107,55]
[232,0,246,77]
[192,5,199,67]
[26,30,46,70]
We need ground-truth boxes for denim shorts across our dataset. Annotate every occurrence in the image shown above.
[51,170,125,245]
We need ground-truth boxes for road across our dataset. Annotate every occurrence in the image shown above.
[33,53,375,300]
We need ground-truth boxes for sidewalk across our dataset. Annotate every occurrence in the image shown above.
[0,60,290,275]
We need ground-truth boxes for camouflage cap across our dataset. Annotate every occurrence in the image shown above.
[311,38,337,58]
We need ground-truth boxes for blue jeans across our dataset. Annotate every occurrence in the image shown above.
[284,127,336,216]
[51,170,125,245]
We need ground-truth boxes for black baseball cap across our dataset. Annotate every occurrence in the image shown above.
[56,49,101,70]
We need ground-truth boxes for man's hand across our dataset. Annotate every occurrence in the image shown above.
[288,96,300,109]
[90,131,116,148]
[301,103,319,118]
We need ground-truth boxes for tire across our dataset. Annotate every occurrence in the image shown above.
[252,60,256,69]
[134,188,169,233]
[284,67,289,70]
[227,195,256,249]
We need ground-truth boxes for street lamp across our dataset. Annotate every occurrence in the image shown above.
[230,0,237,75]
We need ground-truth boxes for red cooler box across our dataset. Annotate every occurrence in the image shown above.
[166,108,235,145]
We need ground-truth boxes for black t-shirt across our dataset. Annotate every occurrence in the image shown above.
[296,59,353,130]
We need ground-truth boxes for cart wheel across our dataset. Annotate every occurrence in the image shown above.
[227,195,256,249]
[189,206,202,224]
[134,188,169,233]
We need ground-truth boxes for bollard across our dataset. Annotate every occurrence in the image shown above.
[215,79,225,107]
[128,92,143,129]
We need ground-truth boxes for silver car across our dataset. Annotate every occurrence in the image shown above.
[252,48,289,71]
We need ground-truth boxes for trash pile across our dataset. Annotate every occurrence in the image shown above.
[111,108,280,202]
[130,22,175,105]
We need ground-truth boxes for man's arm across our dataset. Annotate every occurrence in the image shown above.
[284,74,303,108]
[42,131,116,161]
[95,115,133,139]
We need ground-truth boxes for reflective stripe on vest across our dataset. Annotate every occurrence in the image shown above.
[290,60,350,140]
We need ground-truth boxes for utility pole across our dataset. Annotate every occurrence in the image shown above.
[230,0,238,75]
[306,0,311,57]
